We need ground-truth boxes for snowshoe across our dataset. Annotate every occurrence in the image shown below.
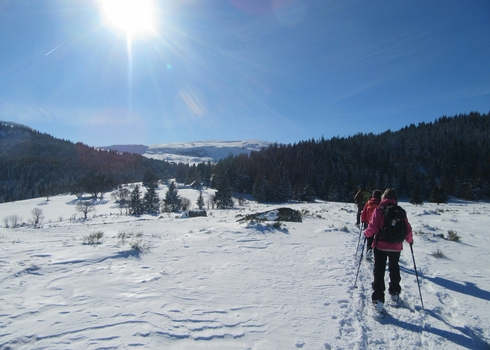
[365,249,373,260]
[372,300,386,316]
[389,293,402,308]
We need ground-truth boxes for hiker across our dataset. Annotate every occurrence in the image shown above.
[361,189,382,259]
[354,185,366,226]
[364,188,413,312]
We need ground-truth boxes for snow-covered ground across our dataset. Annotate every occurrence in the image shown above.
[1,185,489,349]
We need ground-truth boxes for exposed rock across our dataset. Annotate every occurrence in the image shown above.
[180,210,207,218]
[237,207,302,223]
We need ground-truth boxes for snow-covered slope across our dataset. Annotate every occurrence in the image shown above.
[101,140,271,164]
[0,120,33,130]
[143,140,271,164]
[1,187,489,349]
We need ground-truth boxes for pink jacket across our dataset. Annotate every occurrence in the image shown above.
[364,199,413,251]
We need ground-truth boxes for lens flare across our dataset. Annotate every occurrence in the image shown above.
[101,0,156,37]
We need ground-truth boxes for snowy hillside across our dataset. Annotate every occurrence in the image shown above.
[101,140,271,164]
[144,140,270,164]
[1,185,489,349]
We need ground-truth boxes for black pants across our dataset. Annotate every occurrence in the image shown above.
[372,249,401,303]
[356,206,362,225]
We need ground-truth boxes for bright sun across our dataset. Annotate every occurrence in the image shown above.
[101,0,156,37]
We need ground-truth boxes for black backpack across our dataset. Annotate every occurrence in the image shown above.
[377,205,407,243]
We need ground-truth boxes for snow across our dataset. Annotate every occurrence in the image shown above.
[143,140,271,164]
[1,186,489,349]
[99,140,271,164]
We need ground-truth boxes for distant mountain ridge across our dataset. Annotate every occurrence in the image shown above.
[101,140,271,164]
[0,120,34,134]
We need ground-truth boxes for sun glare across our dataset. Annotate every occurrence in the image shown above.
[101,0,156,37]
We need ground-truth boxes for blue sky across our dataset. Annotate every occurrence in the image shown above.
[1,0,489,147]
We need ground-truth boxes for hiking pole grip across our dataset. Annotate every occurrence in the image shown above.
[410,244,425,310]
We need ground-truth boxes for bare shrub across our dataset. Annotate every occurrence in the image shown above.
[129,239,152,253]
[112,188,130,207]
[76,200,96,220]
[83,231,104,245]
[446,230,461,242]
[31,208,44,227]
[431,249,446,258]
[206,198,215,210]
[181,197,191,211]
[272,221,282,229]
[117,230,152,254]
[8,214,22,228]
[117,231,143,245]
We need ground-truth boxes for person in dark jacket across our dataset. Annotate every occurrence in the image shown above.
[364,188,413,312]
[361,190,382,259]
[354,185,366,226]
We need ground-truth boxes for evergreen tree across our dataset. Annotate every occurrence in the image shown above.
[143,183,160,214]
[187,165,200,186]
[175,163,189,184]
[196,190,205,210]
[293,182,316,202]
[142,170,158,188]
[214,175,234,209]
[162,181,181,212]
[252,175,268,203]
[129,185,144,215]
[428,184,447,204]
[409,185,424,205]
[210,162,234,209]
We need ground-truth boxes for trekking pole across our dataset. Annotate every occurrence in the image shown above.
[410,244,425,310]
[354,224,363,256]
[353,238,366,288]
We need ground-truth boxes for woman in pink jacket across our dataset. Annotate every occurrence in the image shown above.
[364,188,413,311]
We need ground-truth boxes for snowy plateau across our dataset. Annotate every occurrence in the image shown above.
[100,140,272,165]
[1,183,489,350]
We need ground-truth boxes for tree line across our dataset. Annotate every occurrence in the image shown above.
[211,111,490,203]
[0,122,178,203]
[1,111,489,205]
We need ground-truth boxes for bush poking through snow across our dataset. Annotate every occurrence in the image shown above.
[117,231,151,253]
[272,221,282,229]
[117,231,143,245]
[129,239,152,254]
[446,230,461,242]
[82,231,104,245]
[432,249,446,258]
